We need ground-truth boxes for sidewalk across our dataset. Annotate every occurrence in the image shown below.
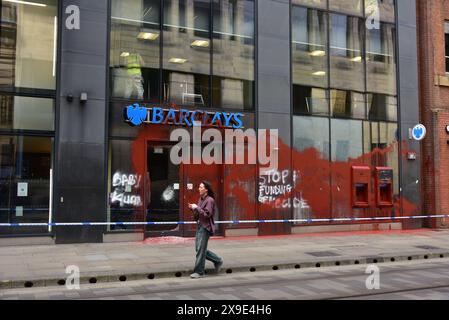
[1,229,449,289]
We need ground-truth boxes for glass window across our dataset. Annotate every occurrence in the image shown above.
[366,22,396,95]
[0,0,58,91]
[292,7,328,88]
[292,115,331,220]
[329,0,363,16]
[365,0,395,24]
[371,120,379,151]
[212,0,255,110]
[363,121,371,157]
[331,119,363,161]
[163,0,211,107]
[293,85,329,115]
[330,90,366,119]
[0,95,54,131]
[292,0,326,9]
[330,14,365,92]
[110,0,161,102]
[367,93,397,121]
[445,22,449,73]
[0,135,53,235]
[293,116,329,159]
[108,139,144,231]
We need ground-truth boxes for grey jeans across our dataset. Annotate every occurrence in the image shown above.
[193,224,222,275]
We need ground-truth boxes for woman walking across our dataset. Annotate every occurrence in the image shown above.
[188,181,223,279]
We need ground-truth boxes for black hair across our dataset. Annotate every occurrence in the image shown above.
[200,181,215,199]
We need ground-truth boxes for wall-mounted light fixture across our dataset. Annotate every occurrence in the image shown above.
[66,94,74,103]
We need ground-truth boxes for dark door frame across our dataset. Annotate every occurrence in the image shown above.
[144,140,182,238]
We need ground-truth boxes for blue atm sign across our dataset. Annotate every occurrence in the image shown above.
[124,103,244,129]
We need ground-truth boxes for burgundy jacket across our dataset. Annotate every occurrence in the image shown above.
[194,195,216,235]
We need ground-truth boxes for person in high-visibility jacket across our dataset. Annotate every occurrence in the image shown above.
[124,52,144,99]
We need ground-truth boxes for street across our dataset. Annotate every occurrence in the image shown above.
[2,258,449,300]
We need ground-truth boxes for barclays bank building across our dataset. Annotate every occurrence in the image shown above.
[0,0,422,244]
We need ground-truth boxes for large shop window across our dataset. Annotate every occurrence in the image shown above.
[293,116,329,159]
[110,0,255,110]
[0,136,53,235]
[0,1,57,237]
[331,119,363,162]
[0,0,58,91]
[108,139,145,231]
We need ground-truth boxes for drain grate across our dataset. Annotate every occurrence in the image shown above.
[306,251,341,257]
[415,245,442,250]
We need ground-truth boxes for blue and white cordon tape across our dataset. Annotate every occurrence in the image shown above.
[1,214,449,227]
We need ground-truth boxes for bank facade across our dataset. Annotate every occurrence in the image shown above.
[0,0,421,244]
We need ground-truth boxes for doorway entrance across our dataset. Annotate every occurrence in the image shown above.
[145,141,223,238]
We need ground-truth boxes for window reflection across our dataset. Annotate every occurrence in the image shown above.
[0,136,52,234]
[330,90,366,119]
[366,22,396,95]
[331,119,363,162]
[0,95,54,131]
[293,85,329,115]
[293,116,330,159]
[163,0,211,107]
[292,0,327,9]
[365,0,395,23]
[0,0,58,90]
[292,7,328,88]
[108,139,143,231]
[367,93,397,121]
[110,0,255,110]
[212,0,255,110]
[330,14,365,92]
[110,0,161,101]
[329,0,363,16]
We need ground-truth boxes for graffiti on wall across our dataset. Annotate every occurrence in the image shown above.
[258,169,312,222]
[110,172,143,207]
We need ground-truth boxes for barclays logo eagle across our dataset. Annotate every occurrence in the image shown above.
[413,127,423,140]
[412,124,426,141]
[124,103,147,127]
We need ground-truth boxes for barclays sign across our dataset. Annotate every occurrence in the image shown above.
[124,103,244,129]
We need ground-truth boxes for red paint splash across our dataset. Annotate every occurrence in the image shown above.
[110,108,420,236]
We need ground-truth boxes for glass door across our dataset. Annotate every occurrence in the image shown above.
[145,143,180,236]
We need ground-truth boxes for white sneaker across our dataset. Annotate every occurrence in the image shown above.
[190,273,204,279]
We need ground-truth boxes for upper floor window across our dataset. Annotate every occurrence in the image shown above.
[292,0,397,121]
[445,22,449,73]
[110,0,255,111]
[0,0,58,92]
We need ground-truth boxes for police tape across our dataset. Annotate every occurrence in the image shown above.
[1,214,449,227]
